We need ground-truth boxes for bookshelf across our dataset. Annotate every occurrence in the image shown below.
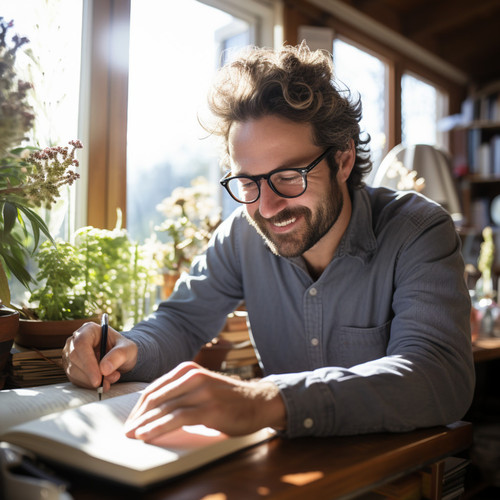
[447,82,500,232]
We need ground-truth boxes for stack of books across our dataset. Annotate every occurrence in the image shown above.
[8,347,67,387]
[194,310,261,379]
[218,311,261,378]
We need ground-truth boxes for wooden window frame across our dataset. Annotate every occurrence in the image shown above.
[85,0,130,230]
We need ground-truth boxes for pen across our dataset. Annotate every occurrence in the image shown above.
[97,313,108,401]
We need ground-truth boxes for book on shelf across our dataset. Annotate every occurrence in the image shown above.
[0,381,275,488]
[461,84,500,123]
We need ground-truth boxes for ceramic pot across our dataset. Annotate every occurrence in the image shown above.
[162,271,181,300]
[16,317,99,350]
[0,308,20,389]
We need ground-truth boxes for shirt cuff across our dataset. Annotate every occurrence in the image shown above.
[263,372,336,437]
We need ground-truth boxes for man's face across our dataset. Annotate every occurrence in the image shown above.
[228,115,347,258]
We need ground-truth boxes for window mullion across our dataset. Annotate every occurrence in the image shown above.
[388,61,402,151]
[85,0,130,230]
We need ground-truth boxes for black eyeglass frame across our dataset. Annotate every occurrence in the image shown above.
[220,146,334,204]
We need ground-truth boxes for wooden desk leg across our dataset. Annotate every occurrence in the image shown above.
[427,460,445,500]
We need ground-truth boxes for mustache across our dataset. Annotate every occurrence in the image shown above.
[254,206,311,225]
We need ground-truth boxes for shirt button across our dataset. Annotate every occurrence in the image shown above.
[309,287,317,296]
[311,337,319,346]
[303,418,314,429]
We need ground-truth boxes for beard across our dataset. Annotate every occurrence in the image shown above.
[245,177,344,258]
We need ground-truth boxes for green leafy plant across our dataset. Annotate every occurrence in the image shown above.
[24,213,160,329]
[26,239,92,321]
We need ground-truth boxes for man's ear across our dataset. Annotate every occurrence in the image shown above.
[335,139,355,183]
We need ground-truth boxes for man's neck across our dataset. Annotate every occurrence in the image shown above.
[302,191,352,279]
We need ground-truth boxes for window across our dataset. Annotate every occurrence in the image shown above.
[126,0,278,241]
[333,38,388,182]
[1,0,83,238]
[401,73,447,148]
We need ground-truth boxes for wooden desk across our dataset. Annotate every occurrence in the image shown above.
[70,421,472,500]
[472,337,500,363]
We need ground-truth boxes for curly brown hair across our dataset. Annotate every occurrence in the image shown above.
[204,43,372,189]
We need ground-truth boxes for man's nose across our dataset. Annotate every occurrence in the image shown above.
[257,180,287,219]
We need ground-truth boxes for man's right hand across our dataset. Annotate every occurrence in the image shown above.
[62,321,138,391]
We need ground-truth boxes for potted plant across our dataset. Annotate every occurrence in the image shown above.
[16,238,98,349]
[17,212,160,349]
[154,176,221,298]
[73,216,160,331]
[0,19,81,384]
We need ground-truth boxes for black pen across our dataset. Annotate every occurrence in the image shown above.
[97,313,108,401]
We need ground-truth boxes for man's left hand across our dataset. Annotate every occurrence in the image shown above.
[124,361,286,441]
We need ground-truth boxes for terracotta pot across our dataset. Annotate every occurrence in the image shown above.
[16,317,99,350]
[0,308,20,389]
[162,271,181,300]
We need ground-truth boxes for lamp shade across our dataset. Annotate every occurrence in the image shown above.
[373,143,462,223]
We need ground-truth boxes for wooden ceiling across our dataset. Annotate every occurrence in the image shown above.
[335,0,500,88]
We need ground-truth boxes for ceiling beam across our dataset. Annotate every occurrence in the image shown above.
[404,0,500,40]
[306,0,468,84]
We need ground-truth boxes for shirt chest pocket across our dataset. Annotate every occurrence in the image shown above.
[337,320,391,367]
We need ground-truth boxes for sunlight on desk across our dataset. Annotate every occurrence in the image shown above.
[281,470,325,486]
[200,494,227,500]
[257,485,271,495]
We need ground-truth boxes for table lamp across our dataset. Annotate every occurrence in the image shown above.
[372,143,463,224]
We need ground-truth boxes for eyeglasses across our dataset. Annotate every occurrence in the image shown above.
[220,147,333,204]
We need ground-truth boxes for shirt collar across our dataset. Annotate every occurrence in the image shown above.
[334,187,377,264]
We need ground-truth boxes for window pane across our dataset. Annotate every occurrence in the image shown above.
[333,39,388,182]
[401,73,446,147]
[1,1,83,149]
[127,0,251,242]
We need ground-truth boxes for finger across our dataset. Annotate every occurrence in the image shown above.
[99,334,137,377]
[100,371,122,393]
[134,410,187,442]
[63,356,97,389]
[63,324,102,387]
[125,383,205,438]
[132,406,202,443]
[127,362,203,421]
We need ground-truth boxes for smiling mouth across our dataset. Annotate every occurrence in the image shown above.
[273,217,297,227]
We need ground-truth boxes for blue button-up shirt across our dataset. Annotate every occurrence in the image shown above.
[123,186,475,437]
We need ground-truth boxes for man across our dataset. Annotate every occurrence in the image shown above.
[63,44,474,441]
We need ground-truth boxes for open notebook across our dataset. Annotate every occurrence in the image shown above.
[0,382,275,488]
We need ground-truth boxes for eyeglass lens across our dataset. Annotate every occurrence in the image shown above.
[227,170,306,203]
